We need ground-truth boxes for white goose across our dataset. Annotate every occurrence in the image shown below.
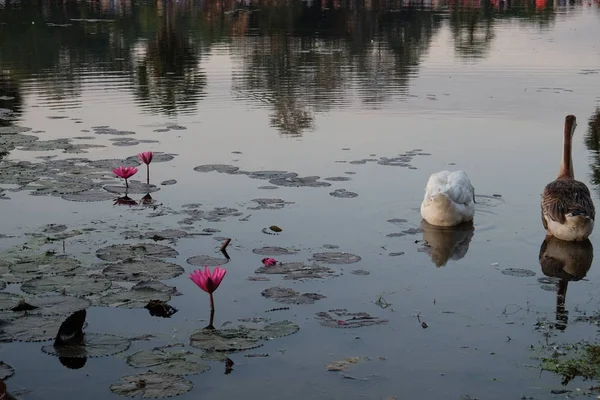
[420,170,475,227]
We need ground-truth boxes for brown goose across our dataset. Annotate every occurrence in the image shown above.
[541,115,595,241]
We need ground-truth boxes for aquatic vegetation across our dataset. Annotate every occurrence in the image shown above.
[193,164,240,174]
[160,179,176,185]
[43,333,132,358]
[539,341,600,385]
[316,309,389,328]
[25,295,91,316]
[126,344,210,376]
[97,288,171,309]
[269,174,331,188]
[96,244,178,262]
[0,315,63,342]
[190,266,227,313]
[329,189,358,198]
[21,275,112,296]
[0,362,14,380]
[144,229,189,241]
[350,269,370,276]
[186,255,229,267]
[311,252,361,264]
[6,254,81,282]
[247,198,293,210]
[112,166,138,189]
[252,246,298,256]
[110,372,193,398]
[138,151,153,185]
[501,268,536,277]
[101,260,184,282]
[255,262,336,280]
[261,287,326,305]
[324,176,352,181]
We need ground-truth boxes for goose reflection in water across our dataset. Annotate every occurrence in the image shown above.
[539,236,593,331]
[419,220,475,267]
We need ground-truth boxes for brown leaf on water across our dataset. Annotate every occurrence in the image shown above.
[326,357,361,371]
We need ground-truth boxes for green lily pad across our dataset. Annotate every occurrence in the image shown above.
[246,320,300,340]
[8,255,81,281]
[144,229,189,240]
[103,181,160,195]
[27,295,92,315]
[101,260,184,282]
[0,293,21,311]
[21,275,112,296]
[0,361,14,380]
[98,288,171,309]
[126,344,210,376]
[252,247,299,256]
[62,190,116,202]
[262,287,326,305]
[132,281,182,296]
[110,372,193,398]
[255,262,336,280]
[0,315,62,342]
[186,255,229,267]
[42,333,131,358]
[96,244,178,262]
[311,252,361,264]
[189,327,262,352]
[316,309,389,328]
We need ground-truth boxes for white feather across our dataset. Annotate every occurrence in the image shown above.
[420,170,475,227]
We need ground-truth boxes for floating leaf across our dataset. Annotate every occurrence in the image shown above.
[186,255,229,267]
[269,174,331,188]
[103,181,160,195]
[252,247,298,256]
[324,177,352,182]
[200,350,230,362]
[133,281,182,296]
[21,275,112,296]
[62,190,116,202]
[0,293,22,311]
[262,287,326,305]
[316,309,389,328]
[193,164,240,174]
[350,269,370,276]
[247,199,293,210]
[255,262,335,280]
[8,255,81,281]
[329,189,358,198]
[27,295,91,315]
[102,260,184,282]
[110,372,193,398]
[96,244,178,262]
[189,328,262,352]
[311,252,361,264]
[127,345,210,376]
[0,362,14,380]
[0,315,62,342]
[98,289,170,309]
[42,333,131,358]
[246,320,300,340]
[501,268,536,278]
[144,230,188,240]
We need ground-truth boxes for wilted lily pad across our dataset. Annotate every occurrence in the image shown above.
[0,315,62,342]
[501,268,536,277]
[252,247,298,256]
[96,244,178,262]
[27,295,92,315]
[311,252,361,264]
[98,288,171,309]
[255,262,336,280]
[102,260,184,282]
[21,275,112,296]
[42,333,131,358]
[186,255,229,267]
[189,328,262,352]
[262,287,326,305]
[0,362,14,380]
[316,309,389,328]
[127,345,210,376]
[110,372,193,398]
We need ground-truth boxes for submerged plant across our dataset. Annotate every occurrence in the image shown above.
[137,151,153,185]
[113,166,138,189]
[190,266,226,329]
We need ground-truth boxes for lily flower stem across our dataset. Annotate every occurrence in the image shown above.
[146,166,150,186]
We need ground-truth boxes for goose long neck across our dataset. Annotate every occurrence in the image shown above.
[558,121,574,179]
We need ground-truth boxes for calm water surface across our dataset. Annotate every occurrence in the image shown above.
[2,0,600,399]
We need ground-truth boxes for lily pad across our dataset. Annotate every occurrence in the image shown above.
[96,244,178,262]
[8,255,81,281]
[252,247,298,256]
[311,252,361,264]
[102,260,184,282]
[42,333,131,358]
[329,189,358,198]
[269,174,331,188]
[255,262,336,280]
[0,293,21,310]
[189,328,262,352]
[110,372,193,398]
[87,158,141,169]
[145,230,188,240]
[21,275,112,296]
[501,268,536,278]
[193,164,239,174]
[98,289,171,309]
[133,281,182,296]
[247,198,294,210]
[62,190,116,202]
[127,345,210,376]
[324,177,352,182]
[316,309,389,328]
[103,181,160,195]
[0,315,62,342]
[0,362,14,380]
[262,287,326,305]
[27,295,92,315]
[246,320,300,340]
[186,255,229,267]
[126,153,176,164]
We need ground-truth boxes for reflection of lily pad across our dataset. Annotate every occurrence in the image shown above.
[186,255,229,267]
[311,252,361,264]
[21,275,112,296]
[501,268,536,278]
[255,262,335,280]
[9,255,81,281]
[0,361,14,380]
[262,287,326,305]
[316,309,388,328]
[42,333,131,358]
[98,289,171,309]
[189,328,262,352]
[127,345,210,376]
[110,372,193,398]
[102,260,184,282]
[96,244,178,262]
[0,293,21,310]
[0,315,62,342]
[28,295,91,315]
[252,247,298,256]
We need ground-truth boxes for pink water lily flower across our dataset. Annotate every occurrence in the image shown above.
[190,266,227,311]
[113,166,138,189]
[262,258,278,267]
[137,151,153,185]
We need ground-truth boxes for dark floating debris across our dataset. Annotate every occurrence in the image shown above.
[96,244,178,262]
[110,372,193,398]
[388,252,405,257]
[311,252,361,264]
[145,300,178,318]
[501,268,536,278]
[187,255,230,267]
[160,179,177,186]
[261,287,326,305]
[350,269,370,276]
[329,189,358,198]
[252,247,298,256]
[316,309,389,328]
[387,218,408,226]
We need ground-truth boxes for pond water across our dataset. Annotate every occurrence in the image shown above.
[1,0,600,398]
